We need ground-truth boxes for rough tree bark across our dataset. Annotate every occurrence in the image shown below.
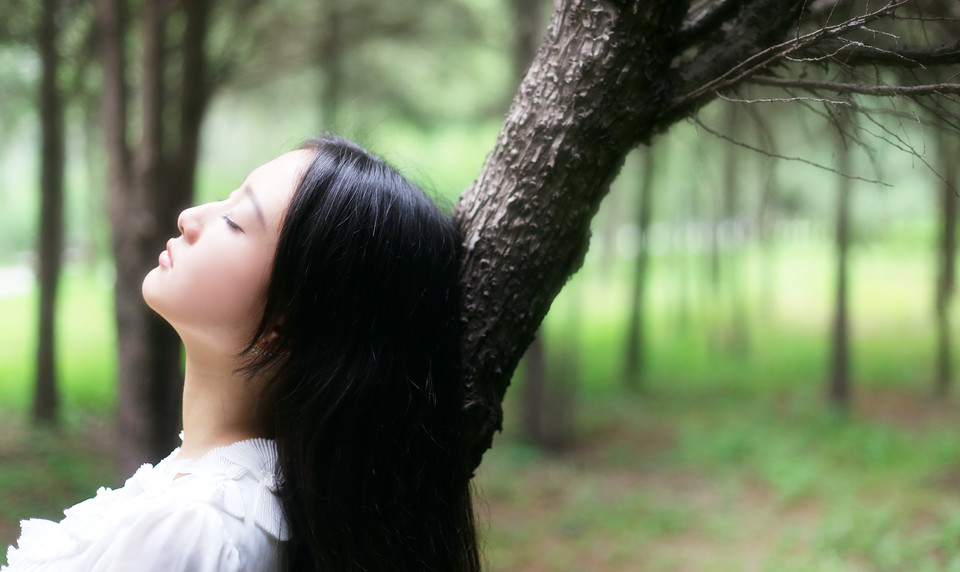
[97,0,211,475]
[455,0,960,471]
[34,0,65,424]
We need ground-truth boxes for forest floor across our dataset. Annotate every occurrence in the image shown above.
[2,384,959,571]
[477,384,960,571]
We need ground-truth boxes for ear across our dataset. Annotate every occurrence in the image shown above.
[256,329,280,352]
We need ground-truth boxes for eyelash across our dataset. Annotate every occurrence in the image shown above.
[221,214,244,233]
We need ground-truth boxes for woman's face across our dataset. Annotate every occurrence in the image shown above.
[142,150,312,350]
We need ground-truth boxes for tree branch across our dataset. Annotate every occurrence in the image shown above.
[793,40,960,68]
[692,115,891,186]
[748,74,960,96]
[666,0,913,121]
[676,0,745,47]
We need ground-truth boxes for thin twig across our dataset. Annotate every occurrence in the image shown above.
[792,40,960,68]
[718,91,851,105]
[672,0,913,110]
[748,75,960,96]
[692,115,892,186]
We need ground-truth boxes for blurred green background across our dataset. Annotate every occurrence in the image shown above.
[2,0,960,570]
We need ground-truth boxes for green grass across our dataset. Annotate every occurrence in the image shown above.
[0,265,116,414]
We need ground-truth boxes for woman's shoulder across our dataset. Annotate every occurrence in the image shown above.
[5,494,245,571]
[3,438,287,572]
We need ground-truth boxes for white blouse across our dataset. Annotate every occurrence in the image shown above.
[3,437,289,571]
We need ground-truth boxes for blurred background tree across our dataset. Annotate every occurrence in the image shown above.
[3,0,960,568]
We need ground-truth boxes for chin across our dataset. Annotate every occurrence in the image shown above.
[141,267,165,315]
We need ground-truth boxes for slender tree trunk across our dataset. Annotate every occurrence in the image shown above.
[829,128,853,410]
[754,111,780,322]
[520,331,546,444]
[98,0,211,475]
[34,0,65,425]
[721,105,749,354]
[677,237,691,332]
[709,182,722,305]
[676,185,701,332]
[512,0,569,449]
[510,0,544,84]
[934,128,958,396]
[624,146,656,388]
[757,179,778,322]
[319,0,343,128]
[548,283,577,451]
[175,0,210,195]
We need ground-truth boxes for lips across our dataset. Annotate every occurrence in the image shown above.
[159,239,174,268]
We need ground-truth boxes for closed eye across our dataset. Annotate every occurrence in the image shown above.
[221,214,245,233]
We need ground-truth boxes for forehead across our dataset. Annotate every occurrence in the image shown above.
[244,149,313,224]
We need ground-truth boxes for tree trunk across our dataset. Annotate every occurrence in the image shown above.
[510,0,546,84]
[456,1,688,470]
[934,128,958,396]
[455,0,809,471]
[175,0,210,197]
[547,284,577,451]
[34,0,65,425]
[98,0,211,475]
[676,183,701,332]
[520,302,574,452]
[829,125,853,411]
[513,0,573,449]
[757,173,779,323]
[624,146,656,388]
[319,0,343,129]
[520,331,546,444]
[720,105,749,354]
[709,181,722,306]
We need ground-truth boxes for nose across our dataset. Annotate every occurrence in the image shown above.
[177,204,205,243]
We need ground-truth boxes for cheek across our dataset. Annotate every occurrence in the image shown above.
[191,265,267,325]
[144,247,273,333]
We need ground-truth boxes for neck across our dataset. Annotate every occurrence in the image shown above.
[177,345,269,460]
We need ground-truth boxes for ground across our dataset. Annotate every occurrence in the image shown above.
[1,385,959,571]
[476,385,960,571]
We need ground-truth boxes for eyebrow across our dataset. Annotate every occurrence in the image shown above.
[243,184,266,228]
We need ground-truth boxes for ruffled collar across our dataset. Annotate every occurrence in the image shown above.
[139,434,288,540]
[152,434,280,488]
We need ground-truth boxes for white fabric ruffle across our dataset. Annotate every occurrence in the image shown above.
[3,437,287,572]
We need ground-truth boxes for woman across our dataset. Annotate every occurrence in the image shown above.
[4,137,481,571]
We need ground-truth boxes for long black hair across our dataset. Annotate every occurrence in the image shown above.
[244,137,480,571]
